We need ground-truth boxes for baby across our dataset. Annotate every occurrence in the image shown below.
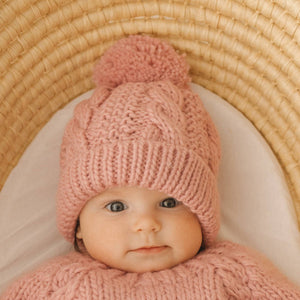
[1,35,300,299]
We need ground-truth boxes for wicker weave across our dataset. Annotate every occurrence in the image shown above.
[0,0,299,228]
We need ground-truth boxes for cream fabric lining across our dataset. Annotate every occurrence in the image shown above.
[0,85,299,293]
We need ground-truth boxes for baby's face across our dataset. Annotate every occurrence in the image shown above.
[76,186,202,272]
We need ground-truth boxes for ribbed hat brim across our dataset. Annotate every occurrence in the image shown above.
[57,140,219,246]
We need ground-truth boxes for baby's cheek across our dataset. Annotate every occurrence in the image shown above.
[176,214,202,254]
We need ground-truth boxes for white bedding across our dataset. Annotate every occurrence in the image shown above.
[1,84,299,293]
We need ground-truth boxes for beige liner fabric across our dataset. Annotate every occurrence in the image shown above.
[0,0,300,228]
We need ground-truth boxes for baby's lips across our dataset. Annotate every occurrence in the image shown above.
[130,245,169,254]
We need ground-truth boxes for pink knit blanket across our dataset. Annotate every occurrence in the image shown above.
[1,241,300,299]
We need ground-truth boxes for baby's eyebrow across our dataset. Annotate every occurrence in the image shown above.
[102,190,123,197]
[90,191,122,203]
[97,190,126,200]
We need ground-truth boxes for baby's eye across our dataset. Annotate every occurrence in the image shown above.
[105,201,127,212]
[160,197,180,208]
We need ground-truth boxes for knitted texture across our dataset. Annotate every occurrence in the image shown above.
[56,35,221,246]
[2,241,300,299]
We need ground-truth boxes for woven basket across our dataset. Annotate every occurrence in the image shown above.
[1,0,299,228]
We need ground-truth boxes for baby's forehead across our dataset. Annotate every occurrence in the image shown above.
[98,186,169,198]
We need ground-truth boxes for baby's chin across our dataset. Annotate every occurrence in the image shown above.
[111,257,189,273]
[117,263,174,273]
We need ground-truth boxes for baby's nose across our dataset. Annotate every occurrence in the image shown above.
[132,213,161,233]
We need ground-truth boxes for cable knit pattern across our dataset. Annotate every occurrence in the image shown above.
[56,35,221,246]
[2,241,300,299]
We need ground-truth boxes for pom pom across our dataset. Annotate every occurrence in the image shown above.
[93,35,191,88]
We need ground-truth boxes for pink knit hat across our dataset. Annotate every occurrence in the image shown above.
[56,35,221,247]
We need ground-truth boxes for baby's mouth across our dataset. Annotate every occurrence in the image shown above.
[131,245,169,254]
